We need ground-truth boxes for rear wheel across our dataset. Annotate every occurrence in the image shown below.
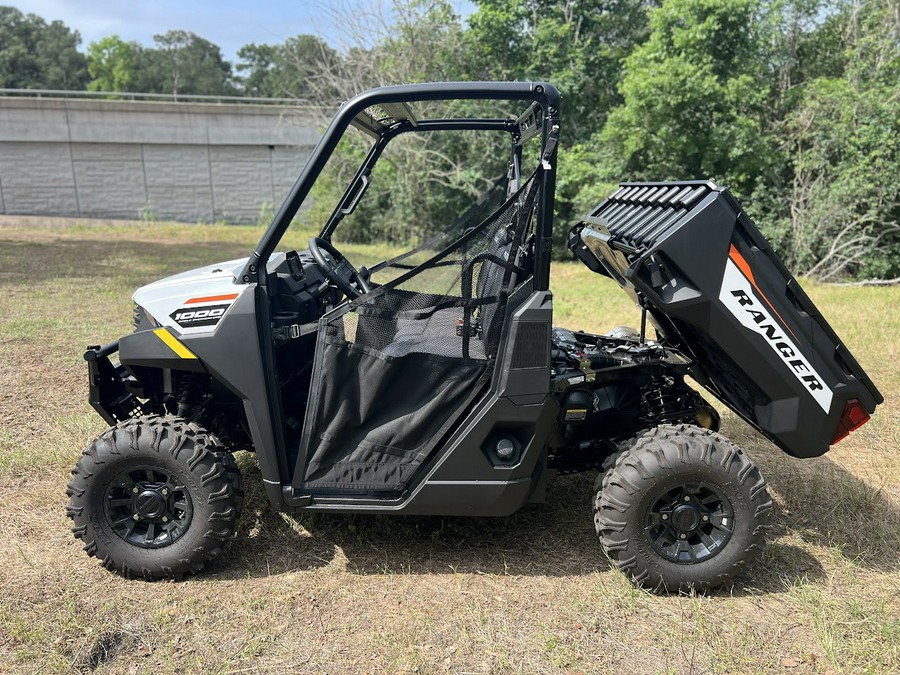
[67,415,243,579]
[593,424,773,592]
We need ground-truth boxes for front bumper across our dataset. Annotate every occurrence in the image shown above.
[84,342,147,425]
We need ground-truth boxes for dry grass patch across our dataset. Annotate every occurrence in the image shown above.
[0,215,897,673]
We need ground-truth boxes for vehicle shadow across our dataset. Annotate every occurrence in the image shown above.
[304,473,605,578]
[206,454,338,578]
[212,460,833,594]
[211,467,606,580]
[761,451,900,574]
[305,481,830,595]
[724,418,900,574]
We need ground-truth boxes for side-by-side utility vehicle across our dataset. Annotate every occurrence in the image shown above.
[68,82,882,591]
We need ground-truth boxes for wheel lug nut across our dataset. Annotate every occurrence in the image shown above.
[683,495,691,502]
[132,486,139,494]
[680,533,687,539]
[702,515,709,521]
[161,516,168,523]
[132,514,140,521]
[661,514,669,520]
[161,488,169,496]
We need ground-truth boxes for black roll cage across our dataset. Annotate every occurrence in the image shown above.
[237,81,560,292]
[319,119,513,243]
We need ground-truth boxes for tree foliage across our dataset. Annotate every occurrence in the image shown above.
[463,0,660,238]
[84,29,237,97]
[0,6,88,89]
[772,0,900,279]
[465,0,655,138]
[237,35,339,99]
[3,0,898,278]
[599,0,777,196]
[144,30,237,98]
[86,35,138,92]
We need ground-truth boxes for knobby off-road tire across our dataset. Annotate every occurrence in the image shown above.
[593,433,643,494]
[67,414,243,580]
[594,424,773,592]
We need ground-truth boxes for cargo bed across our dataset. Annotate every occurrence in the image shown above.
[571,180,883,457]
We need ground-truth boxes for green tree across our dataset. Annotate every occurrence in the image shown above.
[236,42,278,97]
[237,35,338,98]
[276,34,340,98]
[86,35,139,92]
[772,0,899,279]
[0,5,88,89]
[142,30,237,98]
[464,0,658,235]
[598,0,777,198]
[466,0,655,140]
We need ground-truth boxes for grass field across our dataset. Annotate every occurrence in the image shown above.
[0,215,897,674]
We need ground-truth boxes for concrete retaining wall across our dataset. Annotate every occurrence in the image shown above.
[0,97,322,223]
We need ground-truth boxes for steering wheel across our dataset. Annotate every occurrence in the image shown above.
[308,237,371,300]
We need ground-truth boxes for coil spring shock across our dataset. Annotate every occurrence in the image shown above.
[175,375,203,419]
[641,375,687,423]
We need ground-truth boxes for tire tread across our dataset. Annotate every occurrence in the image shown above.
[592,424,773,593]
[66,414,243,580]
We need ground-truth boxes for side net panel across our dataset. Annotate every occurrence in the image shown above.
[300,172,540,493]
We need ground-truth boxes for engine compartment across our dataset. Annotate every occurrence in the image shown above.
[548,326,719,472]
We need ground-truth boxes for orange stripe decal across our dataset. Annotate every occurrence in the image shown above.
[728,245,798,341]
[728,244,755,284]
[185,293,239,305]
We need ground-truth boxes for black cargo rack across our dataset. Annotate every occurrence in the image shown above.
[581,180,718,254]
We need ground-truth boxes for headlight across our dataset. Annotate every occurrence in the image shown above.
[133,305,160,331]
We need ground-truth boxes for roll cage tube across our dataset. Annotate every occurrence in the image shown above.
[320,119,517,241]
[236,81,561,292]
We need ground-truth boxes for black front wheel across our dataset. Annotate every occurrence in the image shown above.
[67,415,243,579]
[594,424,773,592]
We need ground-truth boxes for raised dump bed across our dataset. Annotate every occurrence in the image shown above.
[571,180,882,457]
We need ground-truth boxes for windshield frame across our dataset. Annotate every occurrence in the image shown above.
[318,119,517,242]
[237,81,560,291]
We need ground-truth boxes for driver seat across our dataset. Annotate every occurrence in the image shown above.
[382,228,517,361]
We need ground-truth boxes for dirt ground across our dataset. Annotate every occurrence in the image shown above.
[0,216,897,673]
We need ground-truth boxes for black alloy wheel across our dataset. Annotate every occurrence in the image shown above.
[594,424,773,592]
[644,482,733,564]
[104,465,193,549]
[68,415,243,579]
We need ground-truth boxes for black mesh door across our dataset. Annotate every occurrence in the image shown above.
[298,173,540,493]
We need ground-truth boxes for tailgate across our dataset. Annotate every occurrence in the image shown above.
[571,180,882,458]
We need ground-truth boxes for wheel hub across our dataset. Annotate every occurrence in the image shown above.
[671,504,701,532]
[645,482,734,564]
[134,490,167,519]
[103,466,193,549]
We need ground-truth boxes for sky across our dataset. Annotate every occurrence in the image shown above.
[7,0,476,63]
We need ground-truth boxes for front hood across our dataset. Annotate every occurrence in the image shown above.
[133,257,257,336]
[134,258,249,297]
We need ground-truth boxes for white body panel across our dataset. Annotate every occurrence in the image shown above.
[718,259,833,413]
[133,253,286,335]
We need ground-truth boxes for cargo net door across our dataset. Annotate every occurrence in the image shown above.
[298,173,540,493]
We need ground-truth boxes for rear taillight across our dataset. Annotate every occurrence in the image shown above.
[831,398,871,444]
